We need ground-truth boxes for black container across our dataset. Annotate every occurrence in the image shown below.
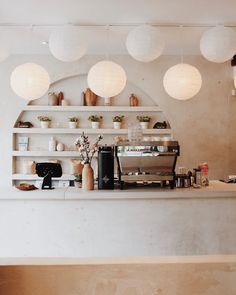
[98,146,114,189]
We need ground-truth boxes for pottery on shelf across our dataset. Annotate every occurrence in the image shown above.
[49,137,56,152]
[113,122,121,129]
[104,97,112,106]
[129,94,139,106]
[84,88,98,106]
[82,163,94,190]
[140,122,149,129]
[61,99,69,106]
[40,121,50,128]
[69,122,77,129]
[48,92,58,106]
[56,143,64,152]
[91,121,100,129]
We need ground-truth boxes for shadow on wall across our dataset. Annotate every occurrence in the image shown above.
[0,263,236,295]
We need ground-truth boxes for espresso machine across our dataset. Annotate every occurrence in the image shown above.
[115,140,180,189]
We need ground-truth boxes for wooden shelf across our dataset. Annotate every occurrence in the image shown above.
[12,151,81,157]
[12,174,75,181]
[22,106,162,112]
[13,128,172,135]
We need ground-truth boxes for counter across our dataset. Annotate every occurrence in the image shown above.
[0,181,236,258]
[1,180,236,200]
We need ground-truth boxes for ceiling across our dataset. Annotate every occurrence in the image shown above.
[1,0,236,55]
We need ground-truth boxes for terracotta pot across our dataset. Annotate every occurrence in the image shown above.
[84,88,98,106]
[82,163,94,190]
[129,94,139,106]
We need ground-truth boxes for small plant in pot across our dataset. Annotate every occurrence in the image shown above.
[69,117,78,129]
[37,116,51,128]
[73,173,82,188]
[88,115,103,129]
[113,115,124,129]
[136,115,151,129]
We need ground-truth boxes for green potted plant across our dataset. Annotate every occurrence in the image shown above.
[37,116,52,128]
[136,115,151,129]
[73,173,82,188]
[69,117,78,129]
[88,115,103,129]
[113,115,124,129]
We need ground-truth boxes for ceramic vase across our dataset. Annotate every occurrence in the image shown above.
[84,88,98,106]
[82,163,94,190]
[113,122,121,129]
[140,122,149,129]
[91,121,100,129]
[40,121,50,128]
[69,121,77,129]
[48,92,58,106]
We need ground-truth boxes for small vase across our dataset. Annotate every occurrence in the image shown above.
[91,121,100,129]
[48,92,58,106]
[41,121,50,128]
[140,122,149,129]
[69,121,77,129]
[74,181,82,188]
[113,122,121,129]
[82,163,94,190]
[84,88,98,106]
[56,143,64,152]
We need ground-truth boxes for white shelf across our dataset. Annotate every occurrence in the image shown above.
[13,128,172,135]
[22,106,162,112]
[12,174,75,181]
[12,151,81,157]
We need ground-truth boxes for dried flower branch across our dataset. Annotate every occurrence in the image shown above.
[75,132,103,164]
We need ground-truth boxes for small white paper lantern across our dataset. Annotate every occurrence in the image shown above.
[200,25,236,63]
[163,63,202,100]
[10,63,50,101]
[49,24,87,62]
[126,24,165,62]
[87,60,127,98]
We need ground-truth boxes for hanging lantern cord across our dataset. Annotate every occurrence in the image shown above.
[180,25,184,64]
[106,24,110,60]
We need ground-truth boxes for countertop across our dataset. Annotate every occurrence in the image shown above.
[0,181,236,200]
[1,255,236,266]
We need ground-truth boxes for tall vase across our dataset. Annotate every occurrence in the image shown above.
[82,163,94,190]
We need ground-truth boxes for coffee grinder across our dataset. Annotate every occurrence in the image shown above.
[98,146,114,189]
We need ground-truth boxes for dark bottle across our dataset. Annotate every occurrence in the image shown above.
[98,146,114,189]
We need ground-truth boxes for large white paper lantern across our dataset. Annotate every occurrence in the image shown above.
[163,63,202,100]
[10,63,50,101]
[49,24,87,62]
[126,24,165,62]
[200,25,236,63]
[87,60,127,98]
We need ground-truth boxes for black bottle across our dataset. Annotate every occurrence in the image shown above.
[98,146,114,189]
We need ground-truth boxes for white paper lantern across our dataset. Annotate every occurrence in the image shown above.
[163,63,202,100]
[10,63,50,101]
[87,60,127,98]
[0,48,9,62]
[126,24,165,62]
[49,24,87,62]
[200,25,236,63]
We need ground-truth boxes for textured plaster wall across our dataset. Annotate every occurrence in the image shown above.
[0,263,236,295]
[0,54,234,186]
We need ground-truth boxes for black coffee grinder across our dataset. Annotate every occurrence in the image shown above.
[98,146,114,189]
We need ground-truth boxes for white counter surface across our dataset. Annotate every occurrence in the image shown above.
[0,181,236,200]
[1,255,236,266]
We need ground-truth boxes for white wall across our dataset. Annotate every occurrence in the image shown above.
[0,54,234,187]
